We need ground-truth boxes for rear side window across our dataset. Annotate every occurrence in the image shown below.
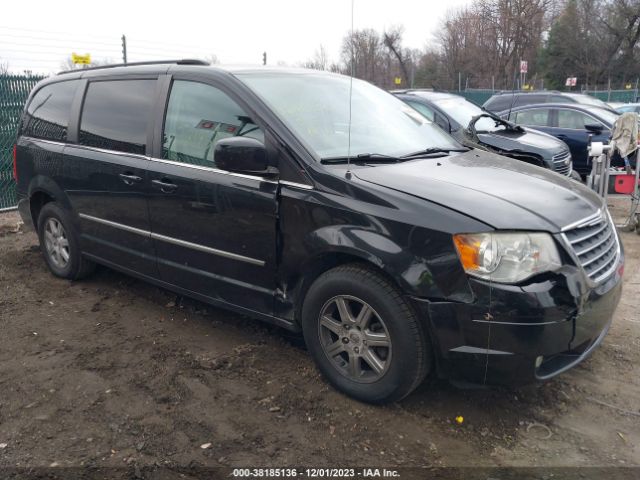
[22,80,78,142]
[80,80,155,155]
[162,80,263,167]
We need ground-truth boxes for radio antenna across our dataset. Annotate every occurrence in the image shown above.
[346,0,355,180]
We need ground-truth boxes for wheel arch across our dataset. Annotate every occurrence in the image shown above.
[291,247,415,328]
[27,176,73,227]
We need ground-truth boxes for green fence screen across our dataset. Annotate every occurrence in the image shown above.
[0,74,45,210]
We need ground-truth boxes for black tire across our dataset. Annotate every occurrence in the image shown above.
[37,202,95,280]
[301,264,431,404]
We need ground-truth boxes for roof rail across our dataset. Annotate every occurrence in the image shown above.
[57,59,209,75]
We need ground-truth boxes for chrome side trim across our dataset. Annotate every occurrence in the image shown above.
[279,180,313,190]
[79,213,150,237]
[149,157,278,184]
[150,232,265,266]
[79,213,265,266]
[67,144,148,161]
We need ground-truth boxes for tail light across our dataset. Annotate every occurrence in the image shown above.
[12,144,17,182]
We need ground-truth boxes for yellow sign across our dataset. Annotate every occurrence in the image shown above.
[625,83,632,90]
[394,77,402,85]
[71,53,91,65]
[522,84,533,91]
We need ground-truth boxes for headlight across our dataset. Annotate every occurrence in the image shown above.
[453,232,561,283]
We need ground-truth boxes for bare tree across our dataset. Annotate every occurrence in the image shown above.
[302,45,330,70]
[204,54,220,65]
[437,0,551,89]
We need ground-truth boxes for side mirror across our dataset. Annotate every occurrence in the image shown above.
[585,123,604,135]
[214,137,271,175]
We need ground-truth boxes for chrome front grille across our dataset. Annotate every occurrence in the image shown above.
[563,212,619,283]
[552,150,572,176]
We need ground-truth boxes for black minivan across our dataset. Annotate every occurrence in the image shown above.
[14,61,623,403]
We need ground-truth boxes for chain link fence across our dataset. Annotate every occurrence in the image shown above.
[0,73,45,210]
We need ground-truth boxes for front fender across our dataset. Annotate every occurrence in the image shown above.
[304,225,442,298]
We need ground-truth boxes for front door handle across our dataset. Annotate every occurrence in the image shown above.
[152,178,178,193]
[119,173,142,185]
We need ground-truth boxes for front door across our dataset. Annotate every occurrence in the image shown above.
[146,78,278,315]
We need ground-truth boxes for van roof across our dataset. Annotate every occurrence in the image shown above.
[56,60,334,78]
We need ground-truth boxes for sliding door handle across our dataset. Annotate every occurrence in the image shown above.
[119,173,142,185]
[152,179,178,193]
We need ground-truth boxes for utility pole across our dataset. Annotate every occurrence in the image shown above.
[121,35,128,65]
[262,52,267,66]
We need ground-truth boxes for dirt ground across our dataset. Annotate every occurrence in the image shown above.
[0,199,639,476]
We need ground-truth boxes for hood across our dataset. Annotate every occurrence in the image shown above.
[352,149,602,232]
[475,127,567,160]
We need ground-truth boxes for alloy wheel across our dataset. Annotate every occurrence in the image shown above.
[43,218,70,269]
[318,295,392,383]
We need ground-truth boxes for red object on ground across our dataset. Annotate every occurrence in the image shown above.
[613,174,640,194]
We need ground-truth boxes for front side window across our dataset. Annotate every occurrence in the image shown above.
[514,109,550,127]
[80,80,155,155]
[22,80,78,142]
[556,109,598,129]
[162,80,263,167]
[238,72,460,159]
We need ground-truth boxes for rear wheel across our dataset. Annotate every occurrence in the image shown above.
[302,264,431,403]
[37,202,95,280]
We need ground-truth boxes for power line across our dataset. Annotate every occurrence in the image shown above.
[0,25,116,40]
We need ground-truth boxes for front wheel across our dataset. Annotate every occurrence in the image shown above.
[302,264,431,403]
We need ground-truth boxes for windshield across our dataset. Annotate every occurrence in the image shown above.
[430,96,502,132]
[237,72,461,159]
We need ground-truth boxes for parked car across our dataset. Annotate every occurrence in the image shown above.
[394,90,577,178]
[614,103,640,115]
[14,62,623,403]
[498,103,621,176]
[484,91,616,114]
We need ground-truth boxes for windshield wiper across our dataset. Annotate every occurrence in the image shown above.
[400,147,469,159]
[321,153,403,164]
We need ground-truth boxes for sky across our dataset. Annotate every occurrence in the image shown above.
[0,0,469,74]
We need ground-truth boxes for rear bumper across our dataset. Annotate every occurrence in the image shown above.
[410,251,624,386]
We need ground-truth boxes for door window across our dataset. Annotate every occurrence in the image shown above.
[514,109,550,127]
[22,80,79,142]
[79,80,156,155]
[162,80,264,167]
[556,109,599,129]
